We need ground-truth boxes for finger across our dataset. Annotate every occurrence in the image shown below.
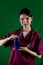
[15,35,18,37]
[19,48,22,50]
[20,47,24,48]
[19,48,23,51]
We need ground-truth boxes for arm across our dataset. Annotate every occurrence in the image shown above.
[19,47,42,59]
[0,35,18,46]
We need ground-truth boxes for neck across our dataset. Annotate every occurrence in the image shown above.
[23,26,31,32]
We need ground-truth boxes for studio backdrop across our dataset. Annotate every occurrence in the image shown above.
[0,0,43,65]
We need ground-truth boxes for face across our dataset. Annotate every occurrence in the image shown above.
[19,14,32,27]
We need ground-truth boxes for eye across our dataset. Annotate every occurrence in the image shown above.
[26,17,29,20]
[21,18,24,20]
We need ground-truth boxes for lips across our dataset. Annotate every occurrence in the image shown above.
[24,24,27,26]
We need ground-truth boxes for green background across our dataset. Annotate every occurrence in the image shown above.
[0,0,43,65]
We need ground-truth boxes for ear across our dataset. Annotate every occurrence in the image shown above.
[31,17,33,22]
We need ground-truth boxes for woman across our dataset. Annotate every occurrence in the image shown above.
[0,8,43,65]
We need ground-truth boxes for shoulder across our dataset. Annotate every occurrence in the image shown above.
[9,28,22,35]
[5,29,21,37]
[32,29,41,39]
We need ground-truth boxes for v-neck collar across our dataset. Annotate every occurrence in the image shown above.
[18,28,33,47]
[19,28,33,40]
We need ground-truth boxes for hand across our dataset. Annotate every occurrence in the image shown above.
[10,34,18,40]
[19,47,28,51]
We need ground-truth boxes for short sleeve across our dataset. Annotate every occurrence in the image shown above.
[33,33,43,55]
[37,39,43,55]
[3,33,13,47]
[3,30,18,47]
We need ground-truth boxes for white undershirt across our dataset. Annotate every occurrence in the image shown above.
[23,31,31,48]
[23,31,29,38]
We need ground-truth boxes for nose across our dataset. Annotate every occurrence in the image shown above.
[24,19,27,23]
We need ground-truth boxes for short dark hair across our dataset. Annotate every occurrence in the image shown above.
[18,8,33,17]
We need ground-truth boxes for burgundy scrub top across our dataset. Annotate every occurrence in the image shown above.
[3,28,43,65]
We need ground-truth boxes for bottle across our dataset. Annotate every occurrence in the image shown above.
[14,38,20,49]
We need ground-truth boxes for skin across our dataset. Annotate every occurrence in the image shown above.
[0,35,18,46]
[20,14,32,32]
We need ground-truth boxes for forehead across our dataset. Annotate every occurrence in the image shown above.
[20,14,29,18]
